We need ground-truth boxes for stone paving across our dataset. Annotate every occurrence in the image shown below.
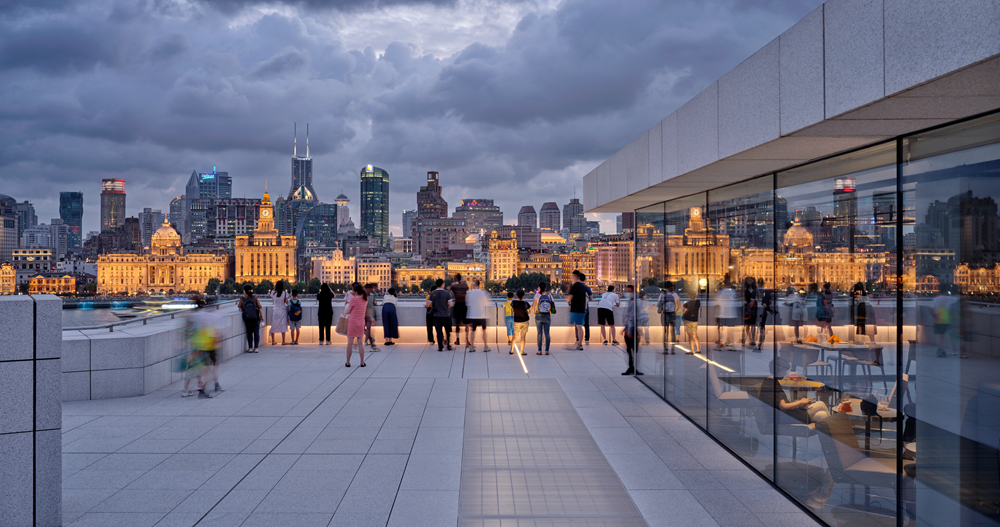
[61,343,820,527]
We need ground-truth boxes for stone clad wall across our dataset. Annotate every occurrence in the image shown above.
[1,295,62,526]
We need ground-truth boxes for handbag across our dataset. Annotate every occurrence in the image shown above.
[335,314,349,336]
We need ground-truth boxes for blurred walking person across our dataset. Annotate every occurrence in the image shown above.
[464,280,491,352]
[183,296,220,397]
[317,283,334,345]
[343,283,368,367]
[621,285,641,375]
[238,284,262,353]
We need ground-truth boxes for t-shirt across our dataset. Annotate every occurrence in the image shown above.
[584,285,593,310]
[511,300,530,322]
[450,281,469,303]
[430,288,452,318]
[760,377,807,424]
[504,301,514,317]
[569,282,588,313]
[598,292,620,310]
[682,298,701,322]
[465,289,491,320]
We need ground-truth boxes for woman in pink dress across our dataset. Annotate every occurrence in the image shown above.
[343,283,368,367]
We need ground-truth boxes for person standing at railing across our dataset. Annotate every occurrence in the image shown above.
[317,283,334,345]
[426,279,453,351]
[450,273,469,349]
[534,281,554,355]
[657,281,681,354]
[565,270,587,350]
[238,284,262,353]
[343,283,368,367]
[364,283,380,352]
[268,281,289,346]
[382,288,399,346]
[598,285,620,346]
[509,289,530,356]
[465,279,491,352]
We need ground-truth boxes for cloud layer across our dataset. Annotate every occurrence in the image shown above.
[0,0,822,235]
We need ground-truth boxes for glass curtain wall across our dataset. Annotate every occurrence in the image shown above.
[633,112,1000,527]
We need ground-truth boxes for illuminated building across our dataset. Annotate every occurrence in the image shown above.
[290,123,317,201]
[414,217,466,258]
[394,266,446,290]
[355,257,392,291]
[0,194,17,265]
[311,251,355,285]
[139,208,165,249]
[955,263,1000,293]
[214,199,260,237]
[445,261,487,286]
[234,190,297,284]
[12,247,56,283]
[28,275,75,295]
[487,229,518,281]
[596,235,635,290]
[393,238,413,253]
[417,172,448,220]
[0,262,15,294]
[517,253,562,285]
[96,219,229,295]
[360,165,390,247]
[664,207,729,287]
[559,248,596,288]
[100,179,126,232]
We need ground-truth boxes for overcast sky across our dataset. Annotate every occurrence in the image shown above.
[0,0,823,236]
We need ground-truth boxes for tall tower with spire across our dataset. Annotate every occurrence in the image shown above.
[290,123,316,202]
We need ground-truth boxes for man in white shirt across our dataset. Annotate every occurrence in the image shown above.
[598,285,621,345]
[464,279,492,352]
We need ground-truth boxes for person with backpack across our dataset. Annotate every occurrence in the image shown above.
[287,289,303,345]
[238,284,262,353]
[657,281,681,354]
[534,281,555,355]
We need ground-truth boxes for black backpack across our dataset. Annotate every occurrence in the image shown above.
[243,296,259,320]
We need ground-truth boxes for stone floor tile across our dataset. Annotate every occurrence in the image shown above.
[387,490,460,527]
[400,454,462,490]
[67,512,167,527]
[91,489,194,513]
[629,490,720,527]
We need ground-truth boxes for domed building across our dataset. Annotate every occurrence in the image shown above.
[96,219,229,295]
[783,223,815,254]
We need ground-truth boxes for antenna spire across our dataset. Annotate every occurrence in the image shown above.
[293,123,297,157]
[306,123,310,158]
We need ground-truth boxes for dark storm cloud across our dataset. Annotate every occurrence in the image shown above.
[195,0,459,15]
[0,0,823,234]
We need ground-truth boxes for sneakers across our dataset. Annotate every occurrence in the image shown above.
[621,369,635,376]
[447,344,453,351]
[455,337,461,346]
[468,346,476,352]
[370,346,381,352]
[214,383,223,393]
[602,340,608,345]
[612,340,620,345]
[291,342,299,346]
[181,390,194,397]
[198,390,212,399]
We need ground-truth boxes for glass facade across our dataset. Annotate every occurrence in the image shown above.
[360,165,390,248]
[633,112,1000,527]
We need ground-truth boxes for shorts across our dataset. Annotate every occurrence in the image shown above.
[597,308,615,325]
[684,321,699,333]
[934,323,948,335]
[817,316,832,323]
[468,319,486,330]
[453,302,467,324]
[569,312,586,325]
[513,321,529,336]
[289,320,301,330]
[208,349,217,365]
[505,316,515,335]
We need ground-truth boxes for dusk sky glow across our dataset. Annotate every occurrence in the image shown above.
[0,0,823,235]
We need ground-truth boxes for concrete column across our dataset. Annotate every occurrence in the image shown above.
[0,295,62,526]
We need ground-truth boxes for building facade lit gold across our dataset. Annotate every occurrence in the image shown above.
[394,266,446,290]
[487,230,518,281]
[235,191,297,284]
[0,262,15,294]
[28,275,75,295]
[559,249,596,288]
[97,220,229,295]
[445,261,487,285]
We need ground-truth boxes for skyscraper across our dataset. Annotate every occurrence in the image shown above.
[335,193,352,232]
[49,219,68,259]
[14,201,36,242]
[59,191,83,249]
[401,209,416,238]
[185,168,231,240]
[291,123,316,200]
[139,208,165,249]
[417,172,448,219]
[168,195,185,233]
[0,194,18,264]
[563,198,585,234]
[100,179,126,232]
[454,199,503,235]
[518,206,536,230]
[360,164,389,247]
[539,202,560,230]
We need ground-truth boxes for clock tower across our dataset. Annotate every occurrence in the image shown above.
[258,191,275,233]
[234,189,297,284]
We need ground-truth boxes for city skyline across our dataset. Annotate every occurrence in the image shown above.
[0,1,823,240]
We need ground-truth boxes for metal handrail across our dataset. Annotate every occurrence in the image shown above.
[63,299,240,332]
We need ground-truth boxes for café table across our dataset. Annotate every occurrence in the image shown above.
[839,397,898,454]
[778,378,826,401]
[804,342,877,391]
